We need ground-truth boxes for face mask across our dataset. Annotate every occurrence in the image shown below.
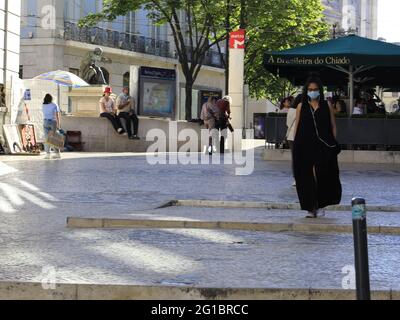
[308,91,320,100]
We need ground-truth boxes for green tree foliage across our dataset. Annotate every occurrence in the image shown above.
[80,0,329,117]
[80,0,242,120]
[244,0,330,102]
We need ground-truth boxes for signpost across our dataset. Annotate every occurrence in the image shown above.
[229,29,245,49]
[228,29,246,151]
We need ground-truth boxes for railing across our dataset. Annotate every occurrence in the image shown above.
[200,50,226,69]
[64,21,171,58]
[264,113,400,150]
[64,22,225,69]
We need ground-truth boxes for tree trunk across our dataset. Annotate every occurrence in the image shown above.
[185,80,194,121]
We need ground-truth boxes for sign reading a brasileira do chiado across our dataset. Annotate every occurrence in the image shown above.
[265,55,351,66]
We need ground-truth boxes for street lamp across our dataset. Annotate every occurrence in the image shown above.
[333,23,338,39]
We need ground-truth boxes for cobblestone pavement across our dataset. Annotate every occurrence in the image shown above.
[1,228,400,290]
[0,149,400,289]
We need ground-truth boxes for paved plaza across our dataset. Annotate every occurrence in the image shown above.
[0,147,400,292]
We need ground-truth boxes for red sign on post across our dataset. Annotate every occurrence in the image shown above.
[229,29,246,49]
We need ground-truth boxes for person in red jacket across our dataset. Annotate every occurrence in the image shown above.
[216,96,233,153]
[217,96,232,125]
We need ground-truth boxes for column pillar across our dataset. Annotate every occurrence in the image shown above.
[228,29,245,151]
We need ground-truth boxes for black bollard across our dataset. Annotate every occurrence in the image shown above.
[351,197,371,300]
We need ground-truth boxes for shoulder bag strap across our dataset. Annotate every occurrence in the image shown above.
[309,104,337,148]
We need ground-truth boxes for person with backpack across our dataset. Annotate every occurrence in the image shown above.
[216,96,233,153]
[200,96,219,155]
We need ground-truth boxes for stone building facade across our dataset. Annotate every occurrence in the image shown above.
[20,0,225,120]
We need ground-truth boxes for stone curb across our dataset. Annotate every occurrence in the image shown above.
[159,200,400,213]
[263,149,400,164]
[0,281,397,300]
[66,217,400,235]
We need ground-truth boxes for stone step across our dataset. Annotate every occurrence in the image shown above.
[160,199,400,213]
[66,217,400,235]
[0,281,398,300]
[67,205,400,235]
[263,149,400,164]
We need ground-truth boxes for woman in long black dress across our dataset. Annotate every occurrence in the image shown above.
[293,76,342,218]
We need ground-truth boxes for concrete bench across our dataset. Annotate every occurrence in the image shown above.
[61,116,203,152]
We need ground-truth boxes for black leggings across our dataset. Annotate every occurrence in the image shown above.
[100,113,124,133]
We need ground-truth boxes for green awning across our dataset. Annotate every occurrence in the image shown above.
[264,35,400,87]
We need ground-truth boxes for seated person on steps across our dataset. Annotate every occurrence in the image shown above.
[99,87,126,136]
[116,86,140,140]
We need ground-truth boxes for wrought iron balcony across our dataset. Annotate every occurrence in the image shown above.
[64,21,171,59]
[203,50,226,69]
[64,22,225,69]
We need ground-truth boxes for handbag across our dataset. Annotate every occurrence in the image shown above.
[45,130,66,150]
[309,105,341,155]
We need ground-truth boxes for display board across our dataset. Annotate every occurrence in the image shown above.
[3,124,40,154]
[139,67,176,118]
[19,124,39,153]
[3,124,24,154]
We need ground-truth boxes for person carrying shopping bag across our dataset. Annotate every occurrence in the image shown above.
[42,94,62,160]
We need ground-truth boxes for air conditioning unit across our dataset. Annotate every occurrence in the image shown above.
[28,32,34,39]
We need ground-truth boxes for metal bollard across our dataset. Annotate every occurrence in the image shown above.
[351,197,371,300]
